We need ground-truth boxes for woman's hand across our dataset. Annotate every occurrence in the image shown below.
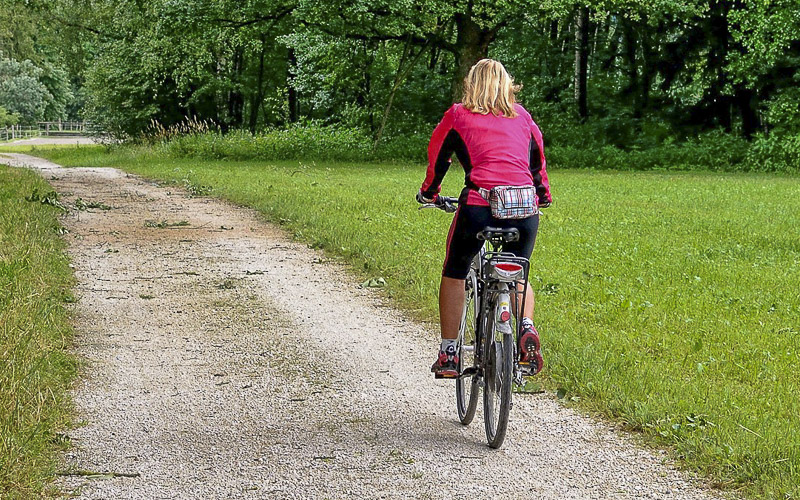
[416,190,436,204]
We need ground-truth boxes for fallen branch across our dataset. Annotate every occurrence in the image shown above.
[57,469,140,479]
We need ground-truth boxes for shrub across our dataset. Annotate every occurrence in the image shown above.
[158,125,427,163]
[746,133,800,173]
[151,122,799,174]
[547,130,750,171]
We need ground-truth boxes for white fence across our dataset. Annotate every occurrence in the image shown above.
[1,121,91,141]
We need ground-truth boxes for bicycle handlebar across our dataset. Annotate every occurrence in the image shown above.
[418,195,459,213]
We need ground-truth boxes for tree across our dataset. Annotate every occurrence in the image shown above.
[574,6,589,121]
[0,57,52,123]
[0,104,19,127]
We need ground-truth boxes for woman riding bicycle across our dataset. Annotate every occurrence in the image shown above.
[416,58,552,379]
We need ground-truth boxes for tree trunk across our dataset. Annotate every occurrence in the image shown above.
[639,18,657,115]
[450,13,496,102]
[373,37,428,150]
[227,49,245,129]
[602,15,620,71]
[574,6,589,121]
[248,34,268,134]
[735,87,759,138]
[360,41,375,132]
[287,48,298,123]
[622,20,640,118]
[708,1,732,131]
[428,46,440,70]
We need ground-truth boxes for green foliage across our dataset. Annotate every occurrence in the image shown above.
[156,126,428,163]
[0,57,50,123]
[146,123,800,173]
[746,133,800,173]
[0,165,76,497]
[729,0,800,78]
[79,0,297,136]
[761,82,800,135]
[547,130,752,172]
[0,56,72,124]
[37,61,73,121]
[0,2,39,61]
[0,104,18,127]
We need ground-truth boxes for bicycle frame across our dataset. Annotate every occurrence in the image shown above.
[469,244,532,382]
[421,195,535,447]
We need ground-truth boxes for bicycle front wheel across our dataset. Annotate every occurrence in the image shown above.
[456,269,480,425]
[484,330,514,449]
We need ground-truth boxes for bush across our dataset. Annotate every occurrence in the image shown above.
[158,125,427,163]
[152,122,799,174]
[746,133,800,173]
[0,105,19,128]
[548,130,750,171]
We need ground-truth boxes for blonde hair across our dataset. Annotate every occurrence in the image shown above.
[462,59,521,118]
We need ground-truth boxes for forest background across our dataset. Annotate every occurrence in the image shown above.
[2,0,799,171]
[3,1,800,497]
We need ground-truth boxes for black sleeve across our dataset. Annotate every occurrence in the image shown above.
[422,129,460,199]
[529,138,548,204]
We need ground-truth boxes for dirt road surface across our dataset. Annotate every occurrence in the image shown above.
[1,153,722,499]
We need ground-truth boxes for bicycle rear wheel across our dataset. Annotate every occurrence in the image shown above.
[456,269,480,425]
[484,327,514,449]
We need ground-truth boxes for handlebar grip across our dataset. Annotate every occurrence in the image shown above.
[418,194,459,213]
[435,196,458,213]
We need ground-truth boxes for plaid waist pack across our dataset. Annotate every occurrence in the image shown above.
[478,185,538,219]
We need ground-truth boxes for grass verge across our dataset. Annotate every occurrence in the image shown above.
[0,164,77,496]
[0,144,96,154]
[32,145,800,498]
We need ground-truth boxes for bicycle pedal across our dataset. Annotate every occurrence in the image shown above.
[459,367,479,378]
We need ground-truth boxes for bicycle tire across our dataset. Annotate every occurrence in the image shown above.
[456,269,480,425]
[484,325,514,448]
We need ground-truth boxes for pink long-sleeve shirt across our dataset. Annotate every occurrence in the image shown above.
[420,103,551,206]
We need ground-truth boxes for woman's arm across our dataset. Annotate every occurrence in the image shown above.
[420,105,458,199]
[529,121,552,206]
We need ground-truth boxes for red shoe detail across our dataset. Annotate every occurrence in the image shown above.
[434,369,459,379]
[519,326,544,375]
[431,350,459,378]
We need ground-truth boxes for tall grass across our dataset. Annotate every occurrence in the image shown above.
[76,123,799,173]
[33,146,800,498]
[0,165,76,497]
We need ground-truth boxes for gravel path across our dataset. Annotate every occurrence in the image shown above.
[2,153,723,499]
[3,136,97,145]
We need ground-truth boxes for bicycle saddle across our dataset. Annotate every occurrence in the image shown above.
[477,227,520,243]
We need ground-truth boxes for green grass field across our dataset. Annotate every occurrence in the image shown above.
[0,163,76,497]
[30,145,800,498]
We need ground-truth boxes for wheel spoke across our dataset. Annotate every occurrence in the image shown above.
[456,269,480,425]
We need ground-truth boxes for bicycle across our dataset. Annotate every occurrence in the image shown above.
[420,195,534,448]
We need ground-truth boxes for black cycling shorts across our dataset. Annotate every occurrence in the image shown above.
[442,204,539,280]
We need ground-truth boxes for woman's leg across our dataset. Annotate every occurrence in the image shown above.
[439,276,466,340]
[504,213,539,321]
[431,206,486,377]
[514,281,535,320]
[503,214,543,373]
